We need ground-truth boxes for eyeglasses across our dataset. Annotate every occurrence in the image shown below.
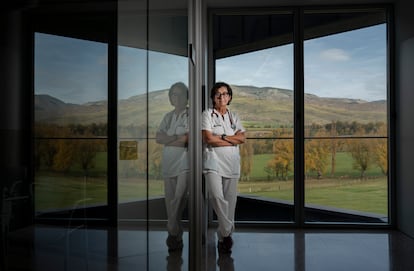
[214,92,229,98]
[170,93,184,97]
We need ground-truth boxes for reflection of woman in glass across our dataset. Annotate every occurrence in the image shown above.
[156,82,189,252]
[202,82,246,254]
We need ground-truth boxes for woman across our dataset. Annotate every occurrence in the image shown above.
[202,82,246,254]
[156,82,189,252]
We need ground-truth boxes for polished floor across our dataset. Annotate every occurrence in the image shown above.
[3,225,414,271]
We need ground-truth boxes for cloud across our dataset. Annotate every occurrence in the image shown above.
[320,48,350,61]
[216,45,294,90]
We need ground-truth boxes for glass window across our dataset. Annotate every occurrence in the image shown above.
[31,5,392,271]
[303,9,388,223]
[214,12,295,223]
[34,32,108,219]
[117,1,189,269]
[213,8,390,226]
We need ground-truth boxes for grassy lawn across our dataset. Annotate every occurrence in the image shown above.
[36,174,387,216]
[251,152,383,179]
[35,174,164,211]
[305,178,387,214]
[35,151,388,216]
[242,151,388,215]
[239,177,387,215]
[35,174,108,211]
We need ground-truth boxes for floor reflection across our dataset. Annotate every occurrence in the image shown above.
[217,253,235,271]
[3,226,414,271]
[167,249,184,271]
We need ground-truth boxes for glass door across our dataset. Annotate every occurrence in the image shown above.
[117,1,149,268]
[117,0,190,269]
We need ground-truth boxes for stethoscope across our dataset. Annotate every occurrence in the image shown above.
[173,107,189,121]
[211,108,236,130]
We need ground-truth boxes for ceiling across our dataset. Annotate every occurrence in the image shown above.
[23,0,392,58]
[6,0,396,11]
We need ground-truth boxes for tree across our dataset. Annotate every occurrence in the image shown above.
[372,124,388,175]
[148,140,163,179]
[304,124,330,179]
[74,139,99,177]
[53,139,76,172]
[373,138,388,175]
[347,128,375,179]
[349,140,372,178]
[305,136,330,179]
[269,138,294,180]
[42,140,57,169]
[34,124,60,169]
[265,157,286,180]
[252,137,273,155]
[240,140,254,181]
[326,121,340,176]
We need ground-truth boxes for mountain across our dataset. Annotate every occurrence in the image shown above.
[229,85,386,126]
[34,85,386,127]
[35,94,108,125]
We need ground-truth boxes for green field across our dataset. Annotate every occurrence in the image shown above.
[250,152,384,179]
[35,151,388,216]
[238,178,387,215]
[243,151,387,214]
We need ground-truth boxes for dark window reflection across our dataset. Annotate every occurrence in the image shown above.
[34,33,108,218]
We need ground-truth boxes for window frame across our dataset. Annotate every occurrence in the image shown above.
[208,5,394,228]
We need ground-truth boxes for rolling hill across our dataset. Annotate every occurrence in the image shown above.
[35,85,386,127]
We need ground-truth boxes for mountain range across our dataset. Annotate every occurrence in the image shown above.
[35,85,387,127]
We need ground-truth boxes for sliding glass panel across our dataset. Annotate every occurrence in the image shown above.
[118,1,189,269]
[117,35,149,216]
[34,32,108,219]
[303,9,388,223]
[117,1,149,269]
[147,4,189,268]
[214,12,294,222]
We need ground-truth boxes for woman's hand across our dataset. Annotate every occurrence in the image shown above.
[202,130,245,147]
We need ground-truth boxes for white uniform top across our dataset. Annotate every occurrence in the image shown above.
[202,108,245,178]
[158,108,189,178]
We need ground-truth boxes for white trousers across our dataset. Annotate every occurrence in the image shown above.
[164,173,189,238]
[204,172,238,240]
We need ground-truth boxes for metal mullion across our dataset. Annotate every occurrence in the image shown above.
[107,6,118,262]
[386,4,396,228]
[189,0,204,270]
[108,6,118,228]
[294,7,305,227]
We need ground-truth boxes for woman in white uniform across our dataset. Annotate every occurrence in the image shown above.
[202,82,246,254]
[156,82,189,252]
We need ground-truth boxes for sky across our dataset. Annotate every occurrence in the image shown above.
[35,23,386,104]
[217,24,387,102]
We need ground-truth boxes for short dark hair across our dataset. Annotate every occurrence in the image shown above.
[168,82,188,100]
[210,82,233,106]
